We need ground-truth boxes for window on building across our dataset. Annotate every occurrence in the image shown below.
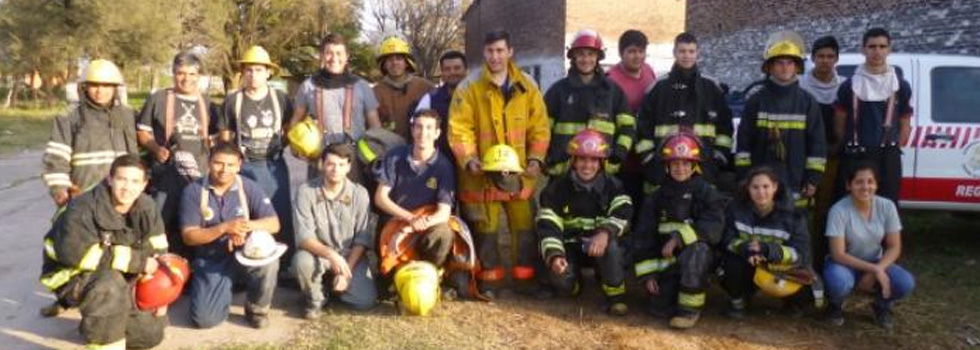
[932,66,980,123]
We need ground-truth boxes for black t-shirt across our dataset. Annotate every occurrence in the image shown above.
[219,89,293,160]
[137,90,219,177]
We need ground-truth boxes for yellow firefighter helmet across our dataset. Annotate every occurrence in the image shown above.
[237,45,280,74]
[377,36,417,73]
[83,59,124,85]
[287,119,323,161]
[394,261,440,316]
[754,266,803,298]
[762,30,806,74]
[481,144,524,173]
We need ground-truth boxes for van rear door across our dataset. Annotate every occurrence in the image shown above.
[907,56,980,209]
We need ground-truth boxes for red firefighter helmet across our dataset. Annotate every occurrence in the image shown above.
[660,133,702,163]
[567,29,605,60]
[134,254,190,311]
[567,128,610,159]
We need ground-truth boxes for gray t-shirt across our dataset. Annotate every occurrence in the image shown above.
[293,179,373,256]
[825,195,902,261]
[294,78,378,145]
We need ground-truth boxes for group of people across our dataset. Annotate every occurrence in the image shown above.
[37,24,916,350]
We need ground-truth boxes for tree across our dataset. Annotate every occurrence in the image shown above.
[368,0,466,79]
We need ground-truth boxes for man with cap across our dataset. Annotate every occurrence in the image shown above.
[138,52,221,258]
[448,30,551,298]
[42,59,139,209]
[179,143,282,329]
[288,33,381,183]
[219,45,296,269]
[800,35,844,270]
[735,30,826,210]
[544,28,635,177]
[293,143,377,319]
[373,36,435,141]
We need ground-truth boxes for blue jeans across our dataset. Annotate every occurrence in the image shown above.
[241,157,294,264]
[187,255,279,328]
[823,257,915,310]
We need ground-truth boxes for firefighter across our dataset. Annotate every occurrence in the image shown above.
[42,59,139,208]
[373,36,435,140]
[544,29,634,176]
[720,166,824,319]
[448,30,550,298]
[137,52,221,258]
[734,30,826,210]
[537,129,633,315]
[287,33,381,183]
[632,133,726,329]
[39,155,170,350]
[219,45,296,271]
[635,32,734,193]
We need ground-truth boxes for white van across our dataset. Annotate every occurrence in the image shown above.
[835,53,980,211]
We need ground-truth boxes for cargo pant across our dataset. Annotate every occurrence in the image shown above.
[646,242,713,316]
[187,255,279,328]
[461,199,537,289]
[547,239,626,302]
[241,156,294,268]
[68,270,167,350]
[293,249,378,310]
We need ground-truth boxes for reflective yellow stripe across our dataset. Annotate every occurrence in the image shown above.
[659,222,697,245]
[693,123,716,137]
[588,119,616,135]
[565,217,597,230]
[597,216,628,235]
[643,182,660,195]
[357,139,378,163]
[715,134,733,148]
[87,338,126,350]
[607,195,631,213]
[604,160,621,174]
[780,246,798,264]
[547,160,570,176]
[737,233,784,244]
[634,257,676,275]
[540,237,565,256]
[615,113,636,127]
[536,208,564,231]
[601,282,626,296]
[806,157,826,172]
[616,134,633,151]
[79,244,104,271]
[635,139,655,154]
[654,125,680,138]
[554,122,586,135]
[678,292,706,308]
[148,234,169,250]
[44,238,57,260]
[734,152,751,167]
[110,246,132,273]
[726,238,746,254]
[756,119,806,130]
[40,268,81,290]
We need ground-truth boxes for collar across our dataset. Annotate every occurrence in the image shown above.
[568,70,603,88]
[91,181,151,231]
[852,64,899,101]
[83,95,113,111]
[800,70,843,104]
[614,62,651,80]
[570,171,606,194]
[381,75,413,90]
[669,64,699,83]
[205,176,242,194]
[320,179,353,203]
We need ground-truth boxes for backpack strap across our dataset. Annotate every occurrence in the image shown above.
[164,89,210,149]
[315,84,355,139]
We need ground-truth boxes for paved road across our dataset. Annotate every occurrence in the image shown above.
[0,151,308,350]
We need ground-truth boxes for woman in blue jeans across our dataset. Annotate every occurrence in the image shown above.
[824,163,914,329]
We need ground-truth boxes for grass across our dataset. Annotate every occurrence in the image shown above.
[0,106,62,155]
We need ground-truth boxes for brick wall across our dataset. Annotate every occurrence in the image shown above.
[566,0,685,48]
[463,0,567,67]
[687,0,980,89]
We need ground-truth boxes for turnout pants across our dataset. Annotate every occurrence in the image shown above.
[68,270,166,350]
[837,146,902,204]
[461,199,537,288]
[548,240,626,302]
[647,242,713,315]
[721,252,824,309]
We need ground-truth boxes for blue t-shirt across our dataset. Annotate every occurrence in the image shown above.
[375,145,455,211]
[836,79,913,148]
[179,176,277,259]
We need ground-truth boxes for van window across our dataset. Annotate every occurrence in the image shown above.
[932,67,980,123]
[836,65,904,79]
